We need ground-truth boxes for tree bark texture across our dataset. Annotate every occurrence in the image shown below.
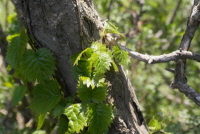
[11,0,148,133]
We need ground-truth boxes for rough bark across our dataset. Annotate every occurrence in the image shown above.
[11,0,148,133]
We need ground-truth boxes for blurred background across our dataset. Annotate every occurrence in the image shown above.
[1,0,200,133]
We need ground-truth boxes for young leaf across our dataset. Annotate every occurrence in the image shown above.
[148,117,162,132]
[77,77,107,103]
[7,13,20,34]
[11,85,27,106]
[88,103,114,134]
[6,30,28,68]
[71,60,92,79]
[89,51,112,74]
[29,80,61,114]
[64,104,87,133]
[112,45,130,65]
[103,22,125,38]
[37,114,46,130]
[71,48,93,66]
[57,115,69,134]
[20,48,56,82]
[111,61,119,72]
[79,76,105,89]
[90,42,108,52]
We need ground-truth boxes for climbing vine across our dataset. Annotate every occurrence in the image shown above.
[6,22,129,133]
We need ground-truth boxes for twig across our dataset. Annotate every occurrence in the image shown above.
[170,82,200,106]
[179,1,200,51]
[117,0,200,107]
[118,44,200,64]
[172,0,200,106]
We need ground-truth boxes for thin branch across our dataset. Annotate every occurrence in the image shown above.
[171,82,200,106]
[172,0,200,106]
[118,43,200,106]
[179,1,200,50]
[111,0,200,107]
[117,0,200,107]
[118,44,200,64]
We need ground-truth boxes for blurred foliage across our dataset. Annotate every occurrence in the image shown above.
[1,0,200,133]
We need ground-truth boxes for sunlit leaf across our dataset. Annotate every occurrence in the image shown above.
[112,46,130,65]
[89,51,112,74]
[64,104,87,133]
[148,117,162,132]
[71,48,93,66]
[37,114,46,129]
[103,22,125,38]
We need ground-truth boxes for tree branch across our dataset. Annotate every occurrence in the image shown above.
[179,0,200,51]
[173,0,200,106]
[171,82,200,106]
[118,44,200,64]
[118,0,200,107]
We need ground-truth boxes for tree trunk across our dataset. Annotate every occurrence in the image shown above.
[11,0,149,133]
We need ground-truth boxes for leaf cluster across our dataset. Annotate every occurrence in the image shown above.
[6,30,60,130]
[62,40,129,133]
[5,18,127,133]
[60,42,124,133]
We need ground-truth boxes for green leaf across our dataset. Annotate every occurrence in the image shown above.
[91,42,108,52]
[148,117,162,132]
[52,105,65,117]
[103,22,125,38]
[77,77,107,103]
[29,80,61,114]
[6,30,28,68]
[64,104,87,133]
[89,51,112,74]
[11,85,27,106]
[37,114,46,129]
[112,46,130,65]
[79,76,105,89]
[111,61,119,72]
[88,103,114,134]
[57,115,69,134]
[7,14,20,34]
[32,130,46,134]
[20,48,56,82]
[71,60,92,79]
[7,13,17,24]
[71,48,93,66]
